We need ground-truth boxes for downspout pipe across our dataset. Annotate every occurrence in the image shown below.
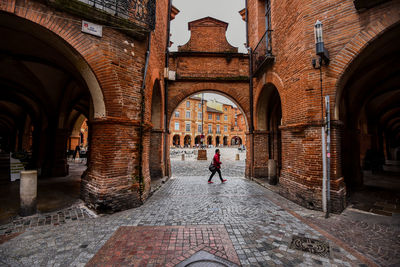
[138,32,152,199]
[245,0,255,179]
[164,0,172,177]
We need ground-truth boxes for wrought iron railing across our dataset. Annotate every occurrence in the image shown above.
[252,30,273,74]
[78,0,156,30]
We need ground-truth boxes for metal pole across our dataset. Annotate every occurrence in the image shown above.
[322,126,327,213]
[201,93,204,147]
[164,0,172,177]
[325,95,331,218]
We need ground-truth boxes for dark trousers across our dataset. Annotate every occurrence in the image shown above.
[208,168,223,182]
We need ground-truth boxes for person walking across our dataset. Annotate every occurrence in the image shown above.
[73,144,81,160]
[208,149,227,184]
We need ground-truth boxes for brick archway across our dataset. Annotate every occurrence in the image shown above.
[331,18,400,120]
[0,3,108,118]
[167,84,250,131]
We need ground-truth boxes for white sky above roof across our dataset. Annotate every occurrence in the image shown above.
[170,0,246,53]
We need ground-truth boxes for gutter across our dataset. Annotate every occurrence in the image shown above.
[164,0,172,177]
[245,0,255,179]
[138,32,152,199]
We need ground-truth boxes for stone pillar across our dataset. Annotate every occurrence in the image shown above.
[20,170,37,216]
[253,130,269,178]
[268,159,277,185]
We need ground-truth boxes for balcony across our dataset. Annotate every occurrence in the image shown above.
[252,30,275,76]
[49,0,156,38]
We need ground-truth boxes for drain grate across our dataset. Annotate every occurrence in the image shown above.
[289,235,330,258]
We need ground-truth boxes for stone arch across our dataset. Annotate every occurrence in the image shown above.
[0,5,107,118]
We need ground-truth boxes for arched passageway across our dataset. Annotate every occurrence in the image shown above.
[223,136,228,146]
[207,136,213,146]
[149,81,164,181]
[0,12,105,220]
[336,23,400,210]
[231,136,242,146]
[254,83,282,180]
[184,135,192,147]
[195,135,201,145]
[216,136,220,147]
[172,135,180,147]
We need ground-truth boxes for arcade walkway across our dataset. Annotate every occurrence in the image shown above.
[1,172,398,266]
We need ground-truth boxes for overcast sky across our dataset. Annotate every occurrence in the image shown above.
[170,0,246,53]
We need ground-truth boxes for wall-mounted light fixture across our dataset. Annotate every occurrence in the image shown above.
[312,20,330,68]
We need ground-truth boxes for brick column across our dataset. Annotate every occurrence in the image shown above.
[279,123,346,213]
[51,129,69,177]
[149,129,165,179]
[253,130,269,178]
[245,132,253,178]
[81,118,144,213]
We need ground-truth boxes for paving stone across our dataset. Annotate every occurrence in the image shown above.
[0,156,397,266]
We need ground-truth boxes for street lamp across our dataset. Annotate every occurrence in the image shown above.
[312,20,331,218]
[312,20,330,67]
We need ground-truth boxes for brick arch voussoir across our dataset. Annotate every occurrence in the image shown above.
[331,14,400,119]
[1,3,121,117]
[254,72,285,129]
[167,82,250,129]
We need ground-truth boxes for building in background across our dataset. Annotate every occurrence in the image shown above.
[170,95,246,148]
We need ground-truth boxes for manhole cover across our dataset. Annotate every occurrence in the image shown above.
[289,235,330,258]
[176,250,239,267]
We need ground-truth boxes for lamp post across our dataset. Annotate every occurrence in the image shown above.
[312,20,330,218]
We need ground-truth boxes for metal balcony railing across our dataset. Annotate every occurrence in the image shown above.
[78,0,156,30]
[252,30,274,75]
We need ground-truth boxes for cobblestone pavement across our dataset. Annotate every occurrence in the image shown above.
[1,175,369,267]
[171,147,246,178]
[1,150,398,266]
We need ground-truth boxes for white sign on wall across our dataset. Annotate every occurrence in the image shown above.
[82,20,103,37]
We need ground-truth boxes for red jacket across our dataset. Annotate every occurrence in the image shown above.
[213,153,221,169]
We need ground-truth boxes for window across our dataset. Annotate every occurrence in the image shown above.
[186,123,191,132]
[208,124,212,133]
[198,103,202,109]
[224,107,227,111]
[198,124,202,132]
[208,114,212,120]
[186,111,191,119]
[175,111,180,118]
[198,112,202,120]
[216,125,220,134]
[186,101,190,108]
[224,125,228,132]
[216,115,220,121]
[224,115,228,121]
[174,122,179,130]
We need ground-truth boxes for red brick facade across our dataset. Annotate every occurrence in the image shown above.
[2,0,399,214]
[247,0,400,212]
[169,96,246,148]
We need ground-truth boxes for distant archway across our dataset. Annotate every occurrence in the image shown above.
[184,135,191,147]
[207,136,213,146]
[216,136,220,147]
[173,134,180,147]
[223,136,228,146]
[231,136,242,145]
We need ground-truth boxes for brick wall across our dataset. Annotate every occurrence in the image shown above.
[248,0,400,212]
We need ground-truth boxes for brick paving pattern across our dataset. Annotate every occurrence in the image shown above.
[87,225,240,267]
